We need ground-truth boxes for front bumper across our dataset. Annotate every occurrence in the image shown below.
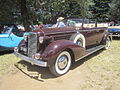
[111,34,120,37]
[14,51,48,67]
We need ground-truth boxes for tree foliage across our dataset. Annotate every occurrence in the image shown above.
[29,0,93,24]
[0,0,93,31]
[1,0,120,31]
[0,0,19,23]
[109,0,120,22]
[91,0,111,22]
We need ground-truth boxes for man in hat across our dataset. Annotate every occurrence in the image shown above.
[55,17,65,27]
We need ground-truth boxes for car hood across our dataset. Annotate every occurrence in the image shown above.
[31,27,76,36]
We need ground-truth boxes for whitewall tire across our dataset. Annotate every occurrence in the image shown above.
[104,37,110,50]
[49,51,71,76]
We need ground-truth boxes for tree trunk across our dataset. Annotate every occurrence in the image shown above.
[20,0,31,32]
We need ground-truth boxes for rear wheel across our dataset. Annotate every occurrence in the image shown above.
[104,37,110,50]
[49,51,71,76]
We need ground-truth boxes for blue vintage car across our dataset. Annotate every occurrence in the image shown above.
[108,27,120,37]
[0,25,28,51]
[108,22,120,37]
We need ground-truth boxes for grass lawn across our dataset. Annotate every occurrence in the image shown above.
[79,38,120,90]
[0,51,21,78]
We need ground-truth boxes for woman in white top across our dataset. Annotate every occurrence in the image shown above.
[55,17,66,27]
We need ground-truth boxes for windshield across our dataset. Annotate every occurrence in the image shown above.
[45,19,96,28]
[2,26,13,34]
[64,19,83,27]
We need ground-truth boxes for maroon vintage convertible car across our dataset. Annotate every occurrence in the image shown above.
[14,19,112,76]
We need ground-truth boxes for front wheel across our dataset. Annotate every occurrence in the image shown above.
[104,37,111,50]
[49,51,71,76]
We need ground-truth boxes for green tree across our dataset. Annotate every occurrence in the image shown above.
[109,0,120,22]
[32,0,94,24]
[75,0,94,18]
[0,0,19,23]
[91,0,111,22]
[0,0,94,31]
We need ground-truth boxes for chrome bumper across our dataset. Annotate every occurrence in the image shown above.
[14,51,47,67]
[111,35,120,37]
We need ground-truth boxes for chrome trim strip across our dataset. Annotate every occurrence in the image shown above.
[46,31,76,35]
[45,29,104,35]
[80,29,105,32]
[14,51,47,67]
[46,28,107,34]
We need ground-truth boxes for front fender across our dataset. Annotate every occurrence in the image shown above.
[41,40,85,66]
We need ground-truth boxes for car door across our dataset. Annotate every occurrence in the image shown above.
[93,27,106,43]
[80,22,99,47]
[80,28,97,46]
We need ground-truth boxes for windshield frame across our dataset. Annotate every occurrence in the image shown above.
[2,26,13,34]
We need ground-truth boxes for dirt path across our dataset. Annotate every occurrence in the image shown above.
[0,39,120,90]
[0,60,89,90]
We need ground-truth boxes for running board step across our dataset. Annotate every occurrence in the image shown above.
[76,45,105,61]
[86,45,105,55]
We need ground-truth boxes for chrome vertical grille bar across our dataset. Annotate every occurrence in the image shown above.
[28,32,37,58]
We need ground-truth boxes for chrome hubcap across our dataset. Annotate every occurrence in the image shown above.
[58,55,68,70]
[76,40,82,46]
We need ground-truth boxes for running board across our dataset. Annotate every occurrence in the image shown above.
[75,45,105,61]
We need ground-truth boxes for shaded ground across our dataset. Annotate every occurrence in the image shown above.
[0,38,120,90]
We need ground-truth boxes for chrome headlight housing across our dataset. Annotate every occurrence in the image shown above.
[14,47,18,52]
[39,37,44,43]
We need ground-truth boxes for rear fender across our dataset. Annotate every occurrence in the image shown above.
[41,40,85,66]
[101,32,112,45]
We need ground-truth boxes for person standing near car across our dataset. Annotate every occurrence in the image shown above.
[55,17,66,27]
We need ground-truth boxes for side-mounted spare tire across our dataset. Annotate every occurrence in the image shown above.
[70,33,85,48]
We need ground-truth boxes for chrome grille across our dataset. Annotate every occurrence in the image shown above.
[28,32,37,58]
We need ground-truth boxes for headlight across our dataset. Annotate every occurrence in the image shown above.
[35,53,41,59]
[14,47,18,52]
[24,35,28,41]
[39,37,44,43]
